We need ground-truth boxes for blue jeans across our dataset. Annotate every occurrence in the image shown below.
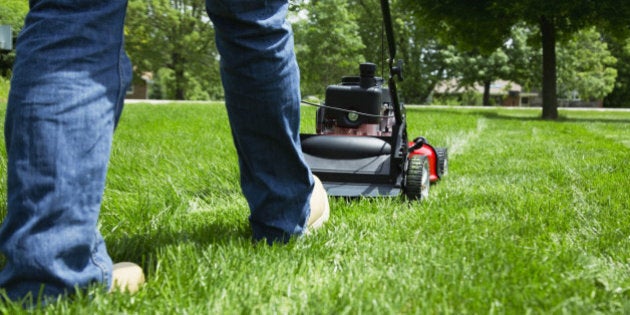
[0,0,312,301]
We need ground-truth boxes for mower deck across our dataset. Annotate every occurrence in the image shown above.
[301,134,406,197]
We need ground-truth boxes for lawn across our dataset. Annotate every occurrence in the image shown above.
[0,103,629,314]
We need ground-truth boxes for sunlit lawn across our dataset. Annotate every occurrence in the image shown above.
[0,103,629,313]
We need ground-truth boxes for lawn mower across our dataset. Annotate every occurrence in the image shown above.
[299,0,447,200]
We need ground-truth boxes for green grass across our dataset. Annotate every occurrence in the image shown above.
[0,77,9,104]
[0,103,629,313]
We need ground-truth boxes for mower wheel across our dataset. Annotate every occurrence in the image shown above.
[404,154,430,201]
[436,147,448,178]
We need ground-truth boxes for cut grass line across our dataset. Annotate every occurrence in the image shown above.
[584,124,630,148]
[554,152,602,242]
[446,117,487,157]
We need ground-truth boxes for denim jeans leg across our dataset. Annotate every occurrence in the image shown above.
[206,0,313,243]
[0,0,130,300]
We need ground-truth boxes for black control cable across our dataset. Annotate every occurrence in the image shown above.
[300,100,390,119]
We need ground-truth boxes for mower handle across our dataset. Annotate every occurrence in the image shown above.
[380,0,404,126]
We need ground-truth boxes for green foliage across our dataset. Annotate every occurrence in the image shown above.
[458,50,511,86]
[389,0,454,104]
[125,0,221,100]
[414,24,538,106]
[184,74,224,101]
[440,25,617,104]
[3,0,629,106]
[293,0,365,96]
[604,37,630,107]
[400,0,630,117]
[504,24,542,91]
[150,67,224,101]
[438,46,512,105]
[557,27,618,100]
[150,68,176,100]
[400,0,515,54]
[347,0,457,104]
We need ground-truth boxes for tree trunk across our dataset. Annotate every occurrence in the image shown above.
[172,51,185,100]
[174,69,185,100]
[483,80,491,106]
[540,16,559,119]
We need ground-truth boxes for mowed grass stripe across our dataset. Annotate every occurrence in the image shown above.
[411,108,630,313]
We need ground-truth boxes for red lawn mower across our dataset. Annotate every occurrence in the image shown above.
[300,0,447,200]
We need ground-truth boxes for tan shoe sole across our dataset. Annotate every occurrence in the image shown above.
[110,262,145,294]
[306,175,330,233]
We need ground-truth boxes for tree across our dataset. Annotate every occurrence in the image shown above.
[604,36,630,107]
[446,48,511,106]
[292,0,365,97]
[402,0,630,119]
[349,0,456,104]
[504,25,542,93]
[556,27,617,101]
[125,0,221,100]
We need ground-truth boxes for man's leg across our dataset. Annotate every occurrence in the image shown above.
[0,0,130,300]
[206,0,317,243]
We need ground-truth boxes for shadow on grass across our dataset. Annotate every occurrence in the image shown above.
[105,220,252,269]
[408,107,630,124]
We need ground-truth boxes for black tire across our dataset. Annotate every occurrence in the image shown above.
[436,147,448,178]
[404,155,430,201]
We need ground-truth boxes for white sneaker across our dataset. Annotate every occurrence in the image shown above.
[109,262,145,294]
[306,175,330,233]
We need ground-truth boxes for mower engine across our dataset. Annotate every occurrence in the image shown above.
[316,63,395,137]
